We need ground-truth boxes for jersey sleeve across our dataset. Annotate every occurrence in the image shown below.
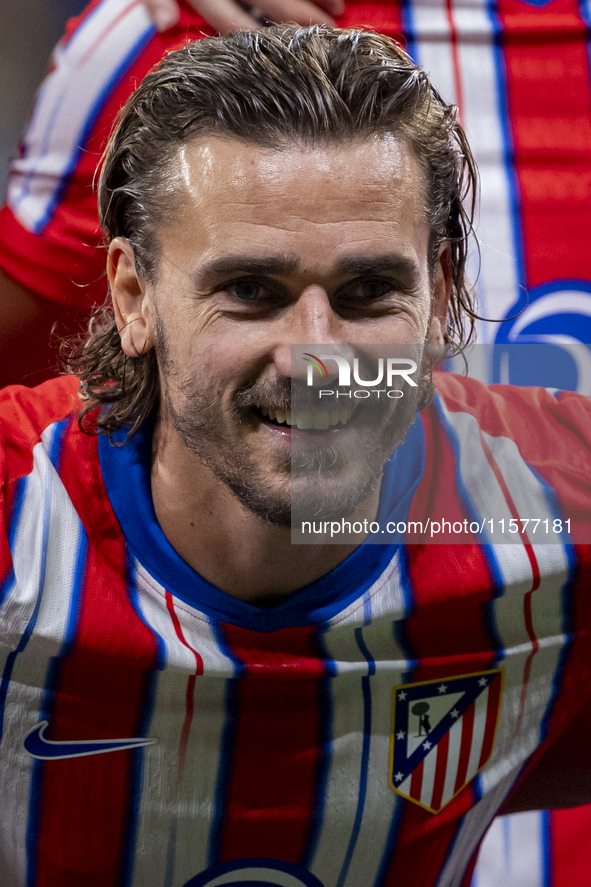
[0,0,213,307]
[435,374,591,543]
[0,377,80,616]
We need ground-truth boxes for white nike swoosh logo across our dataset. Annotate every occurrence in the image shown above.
[23,721,157,760]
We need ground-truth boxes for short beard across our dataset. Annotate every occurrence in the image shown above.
[155,315,423,528]
[156,320,296,526]
[288,378,422,525]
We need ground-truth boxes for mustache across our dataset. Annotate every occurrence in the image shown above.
[234,377,393,414]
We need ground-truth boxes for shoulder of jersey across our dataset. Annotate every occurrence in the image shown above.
[0,376,81,476]
[434,372,591,450]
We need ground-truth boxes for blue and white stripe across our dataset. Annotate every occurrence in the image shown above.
[8,0,155,234]
[129,564,235,887]
[404,0,522,371]
[0,423,86,886]
[311,553,413,887]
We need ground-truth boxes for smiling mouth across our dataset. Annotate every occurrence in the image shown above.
[258,405,355,430]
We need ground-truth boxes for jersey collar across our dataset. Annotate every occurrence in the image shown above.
[98,414,425,631]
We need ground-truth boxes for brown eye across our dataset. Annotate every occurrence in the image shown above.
[360,279,393,300]
[231,280,263,301]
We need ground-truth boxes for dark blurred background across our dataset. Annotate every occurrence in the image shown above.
[0,0,86,200]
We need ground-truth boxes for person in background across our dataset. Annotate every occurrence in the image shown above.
[0,0,344,387]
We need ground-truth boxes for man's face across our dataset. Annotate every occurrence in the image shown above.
[128,136,449,526]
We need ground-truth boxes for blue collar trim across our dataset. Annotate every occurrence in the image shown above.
[99,417,425,631]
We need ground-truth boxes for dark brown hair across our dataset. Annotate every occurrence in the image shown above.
[66,24,478,438]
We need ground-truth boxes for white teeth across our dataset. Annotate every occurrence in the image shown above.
[292,408,354,429]
[262,406,354,429]
[296,412,314,430]
[313,411,330,430]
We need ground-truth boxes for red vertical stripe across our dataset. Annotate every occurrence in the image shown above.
[431,731,450,812]
[165,591,204,783]
[497,0,591,287]
[408,404,481,547]
[338,0,404,37]
[218,623,326,863]
[382,406,499,887]
[477,429,541,591]
[535,545,591,884]
[444,0,465,122]
[32,422,159,887]
[382,800,470,887]
[404,409,500,670]
[454,703,475,796]
[528,544,591,823]
[410,759,424,803]
[548,805,591,886]
[477,429,541,737]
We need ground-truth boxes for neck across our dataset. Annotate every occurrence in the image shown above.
[150,418,380,606]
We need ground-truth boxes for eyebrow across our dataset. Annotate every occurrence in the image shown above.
[334,254,421,284]
[194,252,421,289]
[194,254,301,288]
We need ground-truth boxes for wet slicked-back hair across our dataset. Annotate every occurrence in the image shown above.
[70,25,478,438]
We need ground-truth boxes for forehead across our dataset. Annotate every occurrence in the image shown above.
[173,135,425,221]
[159,135,430,272]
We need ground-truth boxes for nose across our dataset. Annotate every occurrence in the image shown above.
[273,286,349,381]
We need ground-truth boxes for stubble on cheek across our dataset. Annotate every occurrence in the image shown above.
[153,312,296,524]
[153,313,425,528]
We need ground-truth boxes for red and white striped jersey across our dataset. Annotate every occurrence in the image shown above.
[0,0,214,308]
[2,0,591,394]
[0,374,590,887]
[474,806,591,887]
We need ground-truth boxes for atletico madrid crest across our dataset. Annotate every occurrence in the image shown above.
[389,669,503,814]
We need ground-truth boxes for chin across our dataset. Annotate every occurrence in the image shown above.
[220,464,383,530]
[289,468,383,527]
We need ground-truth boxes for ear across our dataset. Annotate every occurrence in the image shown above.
[108,237,154,357]
[427,242,452,347]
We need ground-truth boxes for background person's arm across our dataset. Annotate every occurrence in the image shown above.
[0,0,346,389]
[143,0,344,32]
